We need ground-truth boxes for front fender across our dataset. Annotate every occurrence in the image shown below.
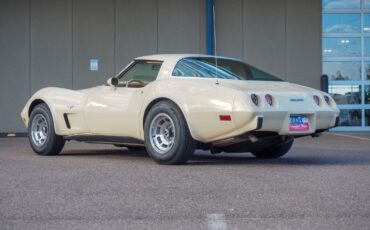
[20,87,89,135]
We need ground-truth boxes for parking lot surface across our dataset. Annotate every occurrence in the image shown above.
[0,133,369,230]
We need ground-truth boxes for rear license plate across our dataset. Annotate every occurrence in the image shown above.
[289,115,310,131]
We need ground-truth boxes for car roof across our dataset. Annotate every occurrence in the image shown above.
[135,54,241,62]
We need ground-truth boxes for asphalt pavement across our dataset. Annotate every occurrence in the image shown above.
[0,133,369,230]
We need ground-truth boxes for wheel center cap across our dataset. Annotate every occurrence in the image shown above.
[164,129,169,138]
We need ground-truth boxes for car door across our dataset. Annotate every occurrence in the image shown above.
[84,60,163,138]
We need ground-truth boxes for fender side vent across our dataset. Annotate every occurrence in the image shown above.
[63,113,71,129]
[256,117,263,130]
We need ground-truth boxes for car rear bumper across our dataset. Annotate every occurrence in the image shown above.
[257,110,338,135]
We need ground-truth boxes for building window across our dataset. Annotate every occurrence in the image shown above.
[323,62,361,80]
[329,85,362,104]
[323,0,361,9]
[322,0,370,131]
[323,38,361,57]
[322,14,361,33]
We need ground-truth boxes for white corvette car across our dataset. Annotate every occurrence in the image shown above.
[21,54,339,164]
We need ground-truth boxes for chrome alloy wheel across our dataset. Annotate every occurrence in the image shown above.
[31,114,48,147]
[149,113,176,154]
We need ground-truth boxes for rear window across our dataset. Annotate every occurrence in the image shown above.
[172,57,282,81]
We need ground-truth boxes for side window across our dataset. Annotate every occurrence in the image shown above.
[118,61,162,87]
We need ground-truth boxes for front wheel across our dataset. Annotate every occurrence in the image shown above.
[251,136,294,159]
[28,103,65,155]
[144,101,196,165]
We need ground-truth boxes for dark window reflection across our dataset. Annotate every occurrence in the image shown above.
[365,63,370,80]
[323,14,361,33]
[323,38,360,57]
[323,0,360,9]
[329,85,361,104]
[323,62,361,80]
[339,109,362,126]
[365,110,370,126]
[365,85,370,104]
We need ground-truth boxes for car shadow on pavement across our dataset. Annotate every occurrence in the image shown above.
[59,148,370,166]
[60,149,149,158]
[189,151,370,166]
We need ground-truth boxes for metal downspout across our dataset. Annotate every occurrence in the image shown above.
[206,0,214,55]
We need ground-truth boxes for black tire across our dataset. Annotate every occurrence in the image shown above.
[144,101,196,165]
[28,103,65,155]
[251,136,294,159]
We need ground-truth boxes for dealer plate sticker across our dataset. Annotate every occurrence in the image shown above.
[289,115,309,131]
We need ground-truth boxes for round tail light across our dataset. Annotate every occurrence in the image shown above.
[313,95,321,106]
[251,94,259,106]
[265,94,273,106]
[324,95,331,105]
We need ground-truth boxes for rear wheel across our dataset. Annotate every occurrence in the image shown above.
[144,101,196,165]
[251,136,294,159]
[28,103,65,155]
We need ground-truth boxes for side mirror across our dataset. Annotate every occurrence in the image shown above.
[107,77,119,87]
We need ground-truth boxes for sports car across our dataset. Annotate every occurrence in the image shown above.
[20,54,340,164]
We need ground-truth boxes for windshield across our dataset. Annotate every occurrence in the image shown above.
[172,57,283,81]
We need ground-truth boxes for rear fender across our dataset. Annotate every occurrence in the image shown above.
[140,79,240,142]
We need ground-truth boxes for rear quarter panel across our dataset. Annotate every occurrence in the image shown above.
[140,78,241,142]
